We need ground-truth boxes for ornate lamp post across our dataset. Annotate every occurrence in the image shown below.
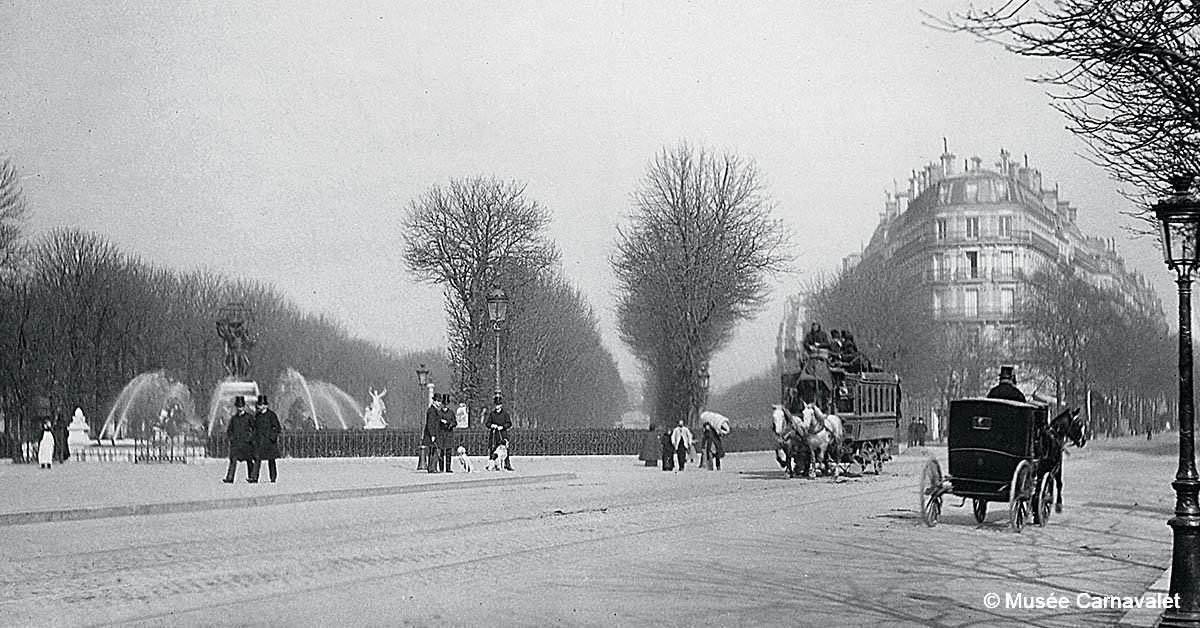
[415,363,431,471]
[486,287,509,398]
[1156,174,1200,627]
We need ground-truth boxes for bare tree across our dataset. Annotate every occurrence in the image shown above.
[613,143,790,427]
[401,177,559,410]
[0,158,28,282]
[941,0,1200,224]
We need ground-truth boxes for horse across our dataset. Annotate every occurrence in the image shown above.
[796,402,845,478]
[1039,407,1088,515]
[771,405,808,478]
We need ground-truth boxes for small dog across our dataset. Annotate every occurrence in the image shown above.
[453,446,473,473]
[485,443,509,471]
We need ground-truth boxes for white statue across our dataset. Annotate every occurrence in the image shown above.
[67,407,92,447]
[363,387,388,429]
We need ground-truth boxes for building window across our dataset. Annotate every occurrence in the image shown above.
[1004,327,1017,350]
[965,181,978,203]
[965,251,979,278]
[999,250,1014,278]
[936,219,947,241]
[939,183,952,205]
[995,180,1010,202]
[998,215,1013,238]
[965,289,979,317]
[1000,288,1014,314]
[932,292,942,315]
[965,217,980,239]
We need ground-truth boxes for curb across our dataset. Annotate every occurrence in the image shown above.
[1118,568,1171,627]
[0,472,576,527]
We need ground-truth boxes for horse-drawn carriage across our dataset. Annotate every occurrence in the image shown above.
[774,350,901,477]
[918,397,1085,532]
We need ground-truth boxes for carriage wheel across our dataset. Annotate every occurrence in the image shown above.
[1008,460,1033,533]
[918,459,943,527]
[1036,472,1054,527]
[972,499,988,524]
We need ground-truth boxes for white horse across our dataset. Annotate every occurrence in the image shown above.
[797,402,845,478]
[771,405,808,477]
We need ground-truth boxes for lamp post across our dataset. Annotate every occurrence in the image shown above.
[415,363,430,471]
[486,287,509,399]
[1155,174,1200,628]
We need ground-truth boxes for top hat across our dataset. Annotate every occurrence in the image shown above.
[234,396,245,407]
[999,365,1015,382]
[257,395,269,405]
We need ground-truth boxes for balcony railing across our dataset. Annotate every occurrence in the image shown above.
[923,267,1024,283]
[932,306,1018,321]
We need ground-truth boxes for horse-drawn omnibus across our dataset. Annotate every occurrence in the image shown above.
[779,349,901,474]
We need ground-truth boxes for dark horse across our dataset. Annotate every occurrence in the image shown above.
[1038,407,1088,515]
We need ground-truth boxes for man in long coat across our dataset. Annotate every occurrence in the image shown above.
[424,395,445,473]
[223,396,256,483]
[437,394,457,472]
[987,366,1027,403]
[485,394,514,471]
[250,395,282,483]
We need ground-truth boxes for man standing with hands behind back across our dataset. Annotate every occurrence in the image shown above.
[486,394,514,471]
[251,395,282,483]
[223,396,255,483]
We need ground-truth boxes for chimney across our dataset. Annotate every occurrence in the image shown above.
[999,148,1011,175]
[940,138,956,177]
[971,156,983,171]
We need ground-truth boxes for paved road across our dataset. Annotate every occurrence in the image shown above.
[0,438,1179,627]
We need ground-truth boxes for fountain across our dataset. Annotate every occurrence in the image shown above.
[273,368,364,430]
[99,372,199,441]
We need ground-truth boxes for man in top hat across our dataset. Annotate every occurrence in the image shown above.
[987,366,1027,403]
[250,394,282,483]
[424,393,446,473]
[485,394,514,471]
[436,394,457,472]
[223,396,257,483]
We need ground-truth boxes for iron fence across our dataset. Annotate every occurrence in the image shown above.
[205,427,779,459]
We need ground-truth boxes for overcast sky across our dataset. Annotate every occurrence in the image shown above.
[0,1,1171,391]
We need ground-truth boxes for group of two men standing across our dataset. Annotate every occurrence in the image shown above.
[223,394,282,483]
[424,393,514,472]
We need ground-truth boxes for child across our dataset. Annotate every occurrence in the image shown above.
[38,419,55,469]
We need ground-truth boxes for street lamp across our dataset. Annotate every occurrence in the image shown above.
[486,287,509,398]
[415,363,431,471]
[1155,173,1200,628]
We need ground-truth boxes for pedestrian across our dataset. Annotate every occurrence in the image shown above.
[37,418,55,469]
[660,427,674,471]
[907,420,918,447]
[916,417,928,447]
[438,394,456,473]
[250,395,282,483]
[222,396,256,483]
[639,424,660,467]
[485,394,514,471]
[700,423,724,470]
[671,419,693,472]
[425,394,445,473]
[52,407,70,463]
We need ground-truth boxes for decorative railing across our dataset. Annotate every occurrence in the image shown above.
[205,427,779,458]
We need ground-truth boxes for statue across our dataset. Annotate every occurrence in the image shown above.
[363,387,387,429]
[67,407,91,447]
[216,303,255,378]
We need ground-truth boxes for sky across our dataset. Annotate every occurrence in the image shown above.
[0,1,1174,392]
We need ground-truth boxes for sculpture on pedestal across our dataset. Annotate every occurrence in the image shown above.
[363,388,388,429]
[216,302,255,379]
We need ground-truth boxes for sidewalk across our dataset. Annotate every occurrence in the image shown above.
[0,454,583,526]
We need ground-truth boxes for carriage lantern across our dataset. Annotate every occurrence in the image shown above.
[1153,173,1200,627]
